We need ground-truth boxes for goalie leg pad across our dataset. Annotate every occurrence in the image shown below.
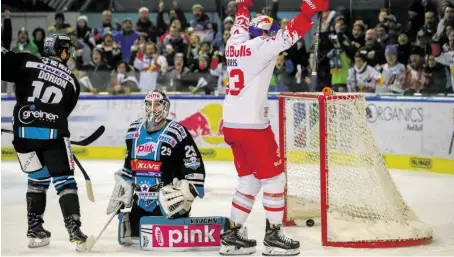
[118,212,133,246]
[139,216,228,251]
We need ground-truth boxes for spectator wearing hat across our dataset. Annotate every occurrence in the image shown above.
[98,32,122,69]
[76,16,93,49]
[134,42,168,92]
[47,12,72,36]
[381,45,407,93]
[12,28,40,56]
[113,18,140,63]
[189,4,215,42]
[136,7,160,43]
[32,27,46,56]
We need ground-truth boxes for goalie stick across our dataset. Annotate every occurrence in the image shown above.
[1,126,105,202]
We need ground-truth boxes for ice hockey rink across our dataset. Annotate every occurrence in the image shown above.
[1,160,454,256]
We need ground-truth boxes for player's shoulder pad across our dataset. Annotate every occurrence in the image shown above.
[125,119,143,139]
[164,120,189,143]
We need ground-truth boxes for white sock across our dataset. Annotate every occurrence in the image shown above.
[262,173,286,225]
[230,174,262,225]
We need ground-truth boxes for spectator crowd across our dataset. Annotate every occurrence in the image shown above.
[2,0,453,95]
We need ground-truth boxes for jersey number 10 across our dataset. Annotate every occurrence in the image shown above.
[27,81,63,104]
[226,69,245,96]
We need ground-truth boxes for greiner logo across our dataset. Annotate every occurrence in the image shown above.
[18,105,59,125]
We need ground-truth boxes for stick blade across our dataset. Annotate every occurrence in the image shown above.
[86,235,96,252]
[86,180,95,202]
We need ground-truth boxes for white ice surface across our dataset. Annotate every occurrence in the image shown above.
[1,161,454,256]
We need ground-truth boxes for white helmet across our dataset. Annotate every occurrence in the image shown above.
[143,90,170,132]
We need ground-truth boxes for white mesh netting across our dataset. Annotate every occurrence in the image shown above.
[282,94,433,245]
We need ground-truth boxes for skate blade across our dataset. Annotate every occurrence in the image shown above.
[262,246,300,256]
[71,238,88,252]
[28,238,50,248]
[219,245,256,255]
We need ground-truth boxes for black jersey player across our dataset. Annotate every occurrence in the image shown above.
[1,34,87,251]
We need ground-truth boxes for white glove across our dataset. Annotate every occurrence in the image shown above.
[159,179,198,218]
[106,170,134,215]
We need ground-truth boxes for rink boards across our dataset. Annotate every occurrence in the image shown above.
[1,95,453,175]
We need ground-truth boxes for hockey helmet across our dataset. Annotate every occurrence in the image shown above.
[143,90,170,132]
[43,33,74,62]
[249,15,280,38]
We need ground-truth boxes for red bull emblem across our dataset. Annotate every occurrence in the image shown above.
[179,103,224,145]
[261,17,272,24]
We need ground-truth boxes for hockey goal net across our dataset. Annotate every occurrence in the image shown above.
[278,92,433,248]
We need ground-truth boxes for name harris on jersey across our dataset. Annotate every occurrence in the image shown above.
[225,45,252,67]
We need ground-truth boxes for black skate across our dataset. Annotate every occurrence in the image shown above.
[219,222,257,256]
[262,220,300,256]
[27,213,51,248]
[64,215,88,252]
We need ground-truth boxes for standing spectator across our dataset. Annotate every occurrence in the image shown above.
[159,21,190,46]
[156,0,188,35]
[407,0,438,40]
[97,32,122,69]
[164,44,176,69]
[70,31,91,67]
[351,23,366,49]
[432,31,454,93]
[134,42,168,92]
[398,31,412,65]
[270,53,297,92]
[136,7,159,43]
[12,28,40,56]
[382,45,407,93]
[422,54,448,93]
[189,4,214,42]
[129,33,148,65]
[327,20,352,92]
[436,2,454,39]
[108,61,140,94]
[212,29,230,54]
[285,38,309,71]
[363,29,385,67]
[405,47,426,92]
[81,49,111,91]
[76,16,93,49]
[347,51,384,92]
[47,12,72,35]
[91,10,120,46]
[167,53,192,91]
[113,18,140,63]
[187,33,202,65]
[376,24,397,47]
[417,11,438,47]
[32,28,46,56]
[2,10,12,50]
[159,25,189,55]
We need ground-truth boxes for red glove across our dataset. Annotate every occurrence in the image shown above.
[300,0,329,20]
[236,0,253,8]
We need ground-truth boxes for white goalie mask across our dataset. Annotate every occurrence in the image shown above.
[143,90,170,132]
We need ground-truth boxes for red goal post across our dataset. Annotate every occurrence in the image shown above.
[278,92,433,248]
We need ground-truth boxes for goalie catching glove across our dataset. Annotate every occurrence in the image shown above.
[159,178,199,218]
[107,170,134,215]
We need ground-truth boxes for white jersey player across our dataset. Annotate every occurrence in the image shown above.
[220,0,328,256]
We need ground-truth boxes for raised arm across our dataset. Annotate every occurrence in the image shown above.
[228,0,254,44]
[255,0,328,56]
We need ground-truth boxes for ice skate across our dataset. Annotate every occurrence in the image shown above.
[262,220,299,256]
[64,215,88,252]
[219,222,256,256]
[27,213,51,248]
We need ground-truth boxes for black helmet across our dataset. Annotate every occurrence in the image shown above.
[43,33,74,61]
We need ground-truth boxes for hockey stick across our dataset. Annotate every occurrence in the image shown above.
[0,125,105,146]
[310,13,322,92]
[1,126,104,202]
[86,204,123,252]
